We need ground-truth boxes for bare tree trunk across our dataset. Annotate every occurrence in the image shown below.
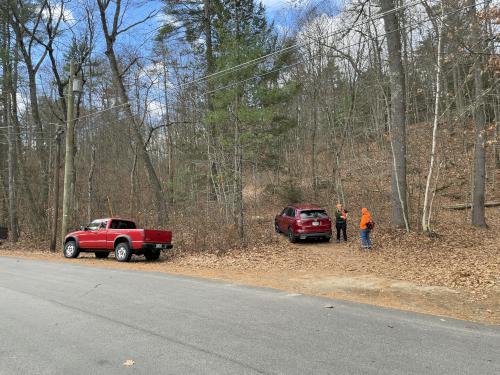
[160,49,175,205]
[422,6,443,233]
[167,128,175,205]
[230,105,244,242]
[2,19,18,242]
[453,65,466,130]
[380,0,410,231]
[468,0,487,227]
[486,0,499,179]
[6,101,17,242]
[129,146,137,219]
[312,89,318,199]
[494,100,500,170]
[87,146,96,223]
[234,120,244,242]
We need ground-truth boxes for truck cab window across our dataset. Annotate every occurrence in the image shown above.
[110,220,136,229]
[87,221,100,231]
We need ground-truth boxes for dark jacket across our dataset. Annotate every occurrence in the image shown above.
[335,209,348,224]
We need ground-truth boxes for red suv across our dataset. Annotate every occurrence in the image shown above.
[274,204,332,243]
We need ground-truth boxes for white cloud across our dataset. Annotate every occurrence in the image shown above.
[42,2,76,26]
[262,0,336,11]
[261,0,298,10]
[16,92,27,114]
[145,99,165,121]
[155,12,182,28]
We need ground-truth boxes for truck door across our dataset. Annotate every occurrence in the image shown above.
[79,220,100,248]
[91,220,108,249]
[106,220,121,250]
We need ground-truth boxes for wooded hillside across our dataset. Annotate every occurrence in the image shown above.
[0,0,499,250]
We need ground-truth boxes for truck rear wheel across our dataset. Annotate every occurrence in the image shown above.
[95,251,109,259]
[115,242,132,262]
[144,249,161,261]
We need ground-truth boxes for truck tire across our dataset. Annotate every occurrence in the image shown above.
[115,242,132,262]
[144,249,161,261]
[64,240,80,258]
[95,251,109,259]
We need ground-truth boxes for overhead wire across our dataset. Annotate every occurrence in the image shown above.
[174,0,425,89]
[62,0,486,123]
[146,1,489,112]
[74,0,485,133]
[0,1,491,136]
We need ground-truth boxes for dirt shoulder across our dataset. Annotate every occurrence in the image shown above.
[1,235,498,325]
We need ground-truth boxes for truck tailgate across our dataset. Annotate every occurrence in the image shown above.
[143,230,172,244]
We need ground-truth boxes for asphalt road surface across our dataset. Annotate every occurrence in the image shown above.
[0,257,498,375]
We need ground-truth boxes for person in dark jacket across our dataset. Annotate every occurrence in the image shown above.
[335,203,348,243]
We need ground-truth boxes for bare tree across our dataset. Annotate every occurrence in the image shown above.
[96,0,167,225]
[468,0,487,227]
[2,16,18,241]
[380,0,409,231]
[422,1,443,233]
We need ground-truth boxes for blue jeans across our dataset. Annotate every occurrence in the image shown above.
[360,229,372,248]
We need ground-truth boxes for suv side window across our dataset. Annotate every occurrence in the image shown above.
[99,221,107,229]
[287,208,295,217]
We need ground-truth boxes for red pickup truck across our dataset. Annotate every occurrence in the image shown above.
[63,218,173,262]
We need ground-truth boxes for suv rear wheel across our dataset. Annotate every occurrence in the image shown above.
[115,242,132,262]
[288,227,297,243]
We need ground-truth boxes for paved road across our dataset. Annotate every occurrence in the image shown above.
[0,257,498,375]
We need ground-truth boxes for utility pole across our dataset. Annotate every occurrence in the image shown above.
[50,127,64,251]
[61,60,75,247]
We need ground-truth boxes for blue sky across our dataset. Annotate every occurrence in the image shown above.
[49,0,337,71]
[72,0,317,55]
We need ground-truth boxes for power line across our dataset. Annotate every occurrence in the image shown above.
[179,1,489,103]
[175,0,425,89]
[95,8,477,128]
[1,0,489,130]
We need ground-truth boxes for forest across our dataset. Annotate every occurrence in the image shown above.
[0,0,499,252]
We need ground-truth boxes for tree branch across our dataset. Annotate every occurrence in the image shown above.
[145,122,191,147]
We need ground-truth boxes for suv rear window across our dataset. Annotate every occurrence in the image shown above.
[300,210,328,219]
